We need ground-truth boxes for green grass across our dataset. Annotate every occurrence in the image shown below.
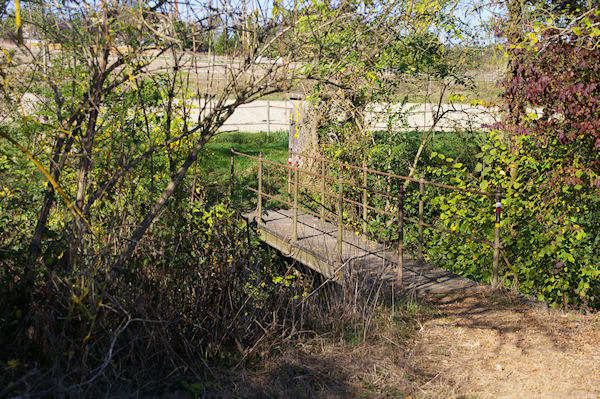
[198,130,289,205]
[196,128,484,208]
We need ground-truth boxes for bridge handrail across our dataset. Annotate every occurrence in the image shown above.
[244,185,404,249]
[290,151,496,197]
[231,149,400,199]
[230,149,504,289]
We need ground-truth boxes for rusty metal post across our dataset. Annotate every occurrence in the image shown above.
[257,152,263,222]
[492,185,502,290]
[229,148,235,200]
[287,151,292,201]
[418,173,424,262]
[292,163,299,241]
[337,167,344,264]
[320,159,326,222]
[362,159,368,234]
[397,186,405,288]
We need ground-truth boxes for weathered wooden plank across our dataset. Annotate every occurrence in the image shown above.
[244,209,480,295]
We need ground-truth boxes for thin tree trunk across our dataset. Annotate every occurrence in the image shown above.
[111,105,238,270]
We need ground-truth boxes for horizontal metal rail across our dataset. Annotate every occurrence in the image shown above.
[235,150,403,200]
[290,150,495,197]
[245,186,339,225]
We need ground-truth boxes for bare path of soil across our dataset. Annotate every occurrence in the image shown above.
[413,289,600,398]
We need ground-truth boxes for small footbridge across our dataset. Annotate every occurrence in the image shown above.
[230,149,505,296]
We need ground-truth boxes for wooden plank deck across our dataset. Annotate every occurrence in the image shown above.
[244,208,481,296]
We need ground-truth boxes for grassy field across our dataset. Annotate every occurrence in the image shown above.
[198,130,289,205]
[196,128,485,202]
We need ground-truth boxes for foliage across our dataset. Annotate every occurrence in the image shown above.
[304,2,600,310]
[500,9,600,178]
[302,0,483,158]
[0,197,307,394]
[1,0,422,394]
[419,131,600,309]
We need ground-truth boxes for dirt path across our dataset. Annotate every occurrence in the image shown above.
[202,289,599,398]
[413,290,600,398]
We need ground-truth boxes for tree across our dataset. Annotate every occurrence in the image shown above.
[425,1,600,308]
[3,0,436,392]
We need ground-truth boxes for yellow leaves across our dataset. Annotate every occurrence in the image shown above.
[415,0,441,15]
[272,0,282,18]
[0,130,93,235]
[71,294,82,306]
[527,32,538,46]
[0,187,12,198]
[448,94,464,103]
[1,48,11,64]
[366,71,376,83]
[6,359,20,370]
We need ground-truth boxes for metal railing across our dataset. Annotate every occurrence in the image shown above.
[230,149,504,289]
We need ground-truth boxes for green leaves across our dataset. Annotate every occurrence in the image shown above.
[413,126,599,309]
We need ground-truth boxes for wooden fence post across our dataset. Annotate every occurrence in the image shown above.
[492,185,502,290]
[320,159,326,222]
[292,163,299,241]
[257,152,263,222]
[267,100,271,137]
[229,148,235,200]
[397,186,405,288]
[418,173,424,262]
[362,159,368,234]
[337,167,344,264]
